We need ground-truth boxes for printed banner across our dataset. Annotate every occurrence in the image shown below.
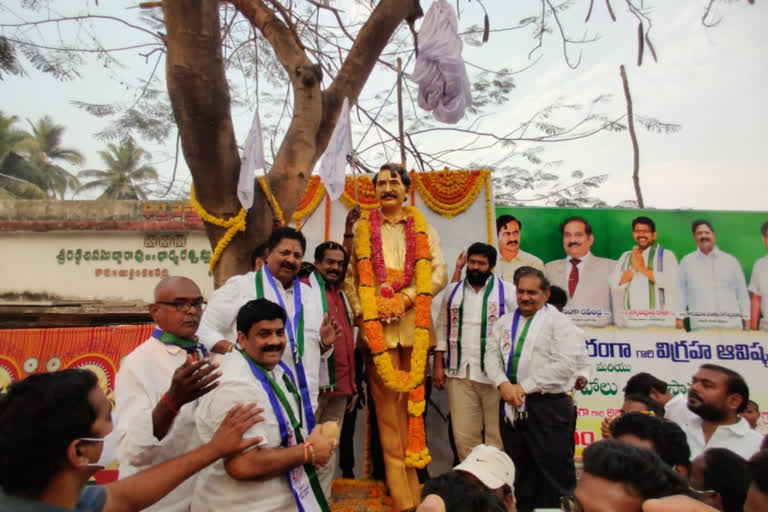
[573,327,768,454]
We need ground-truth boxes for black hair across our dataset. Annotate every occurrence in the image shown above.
[373,163,411,191]
[496,214,521,235]
[761,221,768,238]
[236,298,287,335]
[466,242,497,268]
[632,216,656,232]
[421,470,507,512]
[0,369,99,496]
[267,226,306,255]
[582,439,691,500]
[610,413,690,472]
[298,261,315,279]
[700,364,750,413]
[547,285,568,309]
[692,219,714,233]
[623,393,665,418]
[513,266,550,291]
[559,216,593,236]
[747,399,759,410]
[701,448,749,512]
[314,241,347,264]
[250,242,268,269]
[624,372,668,396]
[748,449,768,495]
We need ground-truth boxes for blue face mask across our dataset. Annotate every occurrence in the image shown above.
[79,431,117,468]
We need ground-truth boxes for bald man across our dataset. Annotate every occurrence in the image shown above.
[114,277,222,512]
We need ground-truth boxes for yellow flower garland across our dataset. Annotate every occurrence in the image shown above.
[257,177,285,224]
[354,205,433,468]
[189,185,247,273]
[414,170,490,218]
[291,175,327,222]
[485,170,494,245]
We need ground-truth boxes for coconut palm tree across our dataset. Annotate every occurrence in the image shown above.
[17,116,83,199]
[77,138,158,199]
[0,111,46,199]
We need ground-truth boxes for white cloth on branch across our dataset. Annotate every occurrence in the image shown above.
[411,0,472,124]
[236,106,266,210]
[318,97,352,200]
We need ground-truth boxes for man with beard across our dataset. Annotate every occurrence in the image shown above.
[307,241,356,497]
[678,220,750,330]
[434,242,516,460]
[679,364,762,460]
[485,266,587,512]
[495,215,544,282]
[198,227,341,418]
[544,216,616,327]
[610,216,680,328]
[115,276,221,512]
[193,299,337,511]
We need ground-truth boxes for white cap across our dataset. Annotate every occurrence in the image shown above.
[454,444,515,490]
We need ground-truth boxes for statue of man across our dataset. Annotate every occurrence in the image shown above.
[344,163,447,511]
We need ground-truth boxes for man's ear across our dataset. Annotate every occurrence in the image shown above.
[727,393,744,414]
[149,303,161,323]
[236,331,248,348]
[66,439,90,470]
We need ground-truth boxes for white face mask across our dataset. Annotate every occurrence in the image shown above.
[79,432,117,468]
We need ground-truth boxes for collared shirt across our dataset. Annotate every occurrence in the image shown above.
[193,352,306,512]
[680,415,763,460]
[561,251,591,283]
[678,247,750,330]
[343,211,448,349]
[436,278,517,384]
[0,486,106,512]
[114,334,203,512]
[497,249,544,282]
[484,305,588,395]
[197,271,329,411]
[749,254,768,330]
[663,393,695,426]
[610,244,679,328]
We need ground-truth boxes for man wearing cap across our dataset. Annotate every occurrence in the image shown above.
[454,444,516,511]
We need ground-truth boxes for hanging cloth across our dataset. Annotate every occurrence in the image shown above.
[237,106,267,210]
[318,97,352,200]
[411,0,472,124]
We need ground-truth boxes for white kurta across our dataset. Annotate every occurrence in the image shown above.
[114,335,203,512]
[193,353,309,512]
[680,415,763,460]
[197,271,329,410]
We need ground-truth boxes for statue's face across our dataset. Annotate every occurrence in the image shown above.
[374,169,407,210]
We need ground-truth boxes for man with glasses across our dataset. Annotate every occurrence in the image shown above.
[114,276,220,512]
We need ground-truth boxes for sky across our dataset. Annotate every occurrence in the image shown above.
[0,0,765,211]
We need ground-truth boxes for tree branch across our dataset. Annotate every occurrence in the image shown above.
[620,64,643,208]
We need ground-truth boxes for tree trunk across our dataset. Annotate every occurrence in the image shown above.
[163,0,422,285]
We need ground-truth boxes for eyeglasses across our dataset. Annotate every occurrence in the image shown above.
[560,495,584,512]
[689,485,717,497]
[156,299,207,312]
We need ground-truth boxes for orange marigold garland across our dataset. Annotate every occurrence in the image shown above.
[340,175,379,210]
[355,205,433,468]
[414,169,490,218]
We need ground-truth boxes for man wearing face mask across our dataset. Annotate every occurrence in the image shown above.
[198,226,341,417]
[114,276,221,512]
[434,242,516,461]
[0,369,262,512]
[610,216,679,328]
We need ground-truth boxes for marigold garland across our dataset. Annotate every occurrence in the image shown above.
[340,175,379,210]
[292,175,327,222]
[189,185,247,273]
[354,205,433,468]
[257,177,285,225]
[414,169,490,218]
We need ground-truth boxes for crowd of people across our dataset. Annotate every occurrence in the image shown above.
[0,163,767,512]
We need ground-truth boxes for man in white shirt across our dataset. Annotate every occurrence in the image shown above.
[678,220,750,331]
[749,221,768,331]
[197,226,340,416]
[194,298,336,512]
[544,216,616,327]
[115,276,221,512]
[434,243,516,461]
[678,364,763,461]
[485,266,588,512]
[496,215,544,282]
[610,216,679,328]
